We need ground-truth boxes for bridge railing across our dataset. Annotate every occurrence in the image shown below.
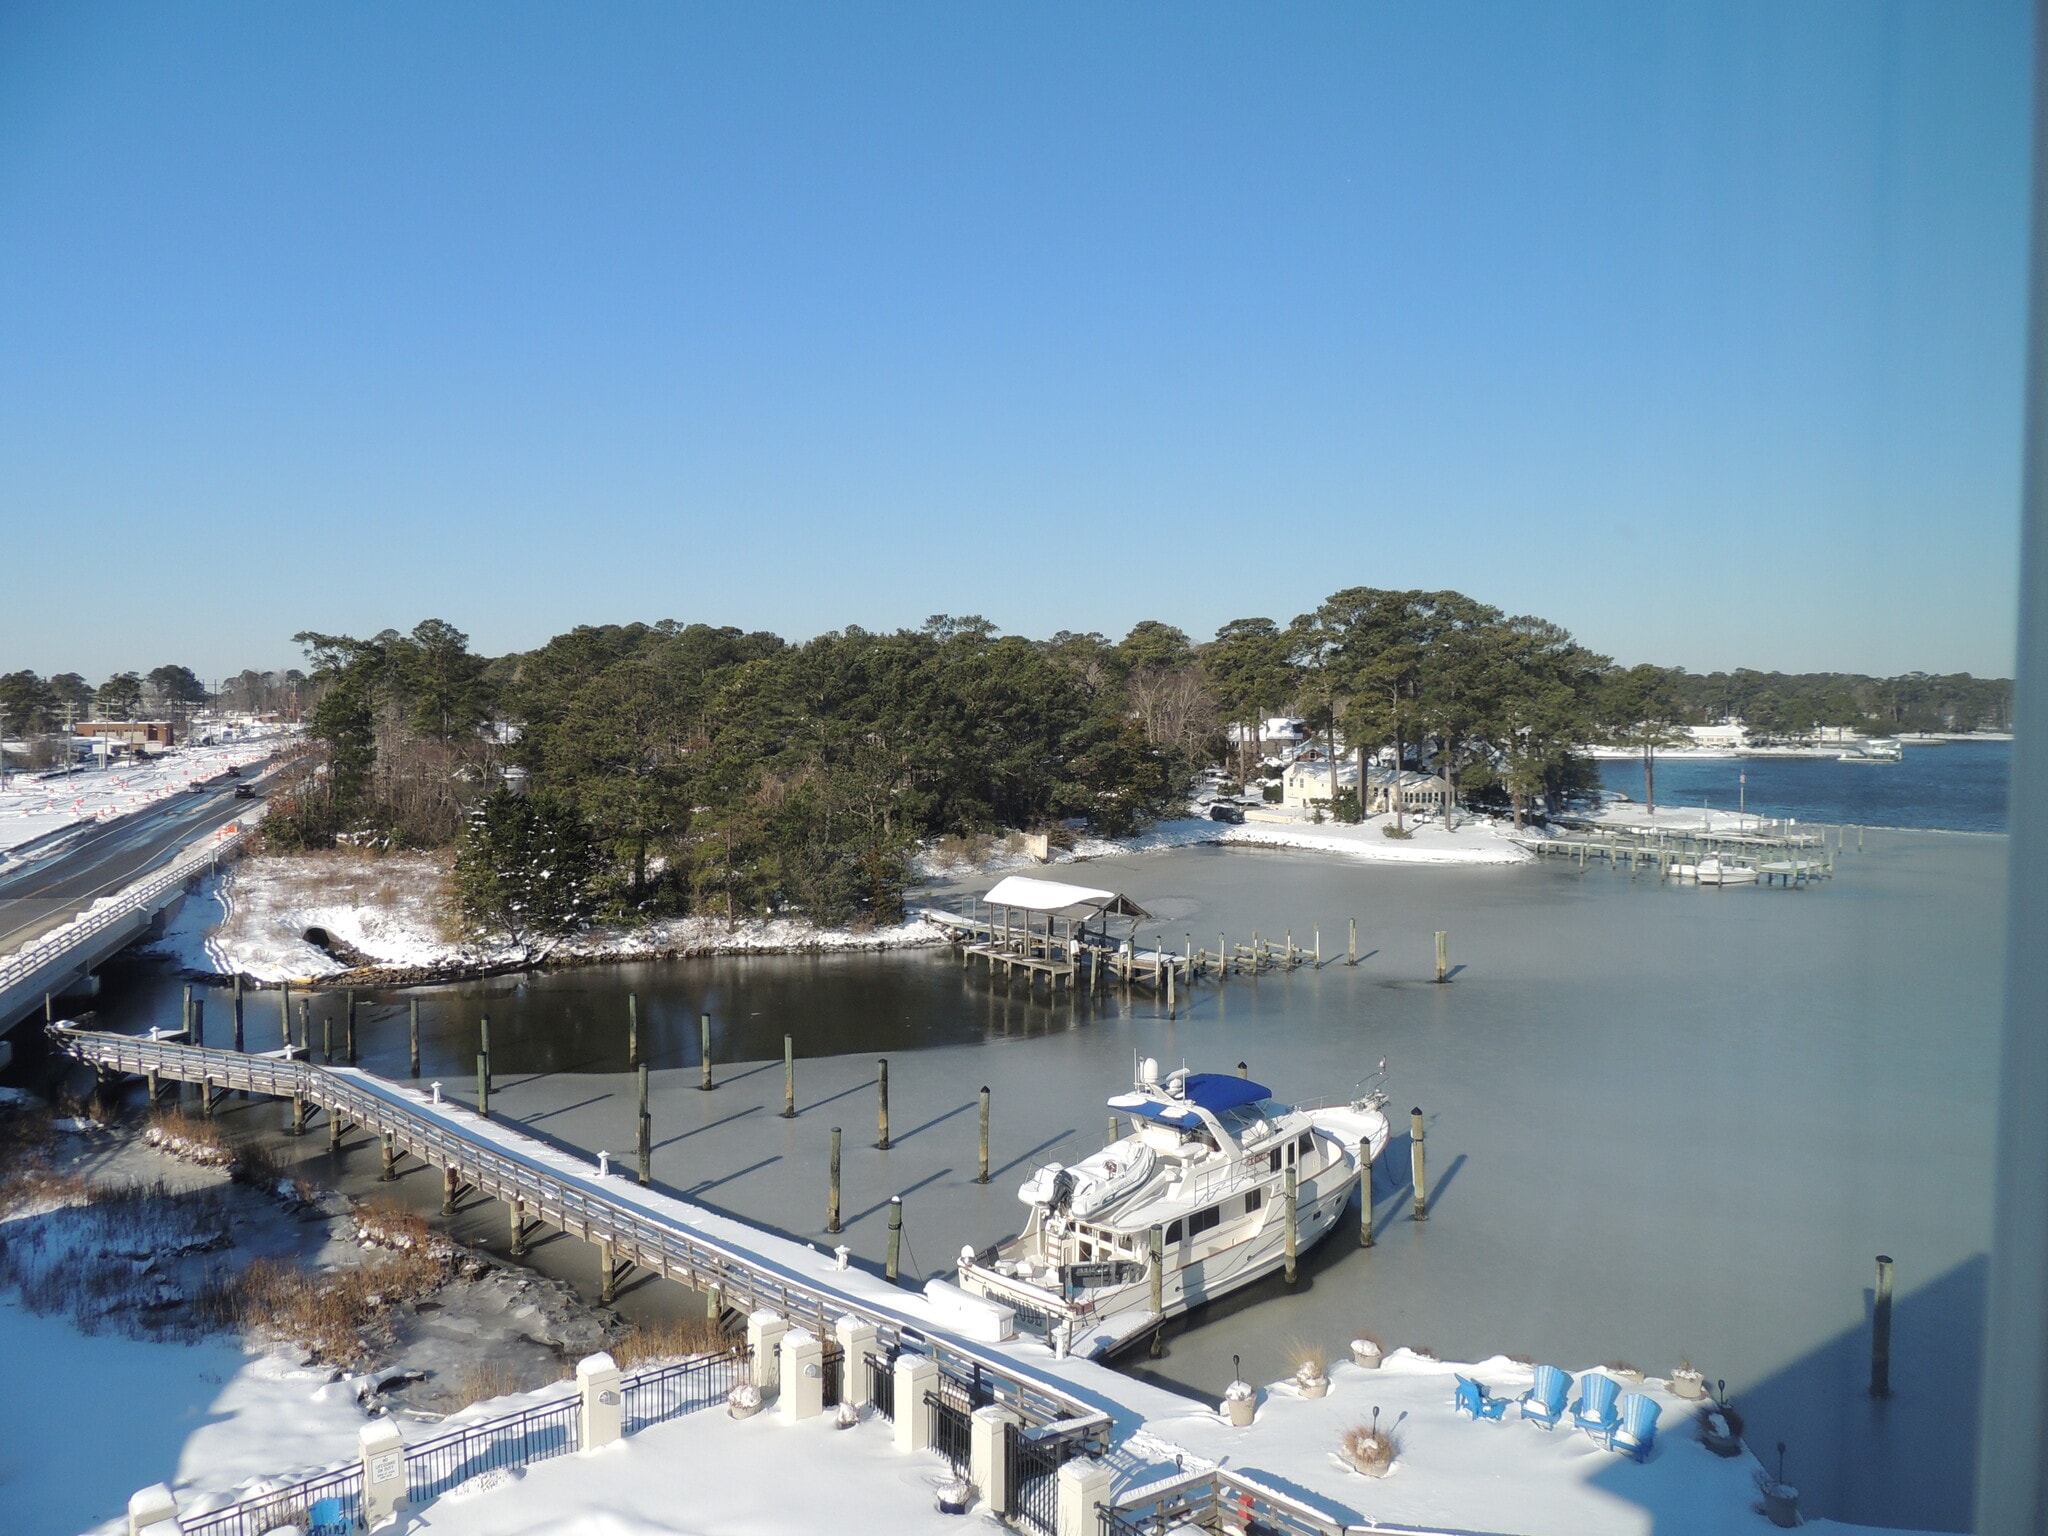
[0,820,255,998]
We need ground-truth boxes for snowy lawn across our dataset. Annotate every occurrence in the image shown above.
[395,1408,975,1536]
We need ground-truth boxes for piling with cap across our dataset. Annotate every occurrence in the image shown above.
[1148,1230,1165,1356]
[477,1013,492,1119]
[232,976,244,1053]
[380,1132,397,1182]
[627,993,639,1070]
[782,1035,796,1118]
[1410,1107,1428,1221]
[1434,931,1449,983]
[280,981,291,1049]
[978,1086,991,1183]
[323,1016,333,1062]
[876,1057,891,1149]
[886,1196,903,1283]
[1871,1255,1894,1398]
[698,1014,714,1090]
[442,1165,459,1215]
[637,1064,652,1186]
[182,983,192,1038]
[1349,917,1357,965]
[1284,1166,1299,1284]
[1237,1060,1248,1078]
[1360,1139,1376,1247]
[827,1128,843,1233]
[408,999,420,1078]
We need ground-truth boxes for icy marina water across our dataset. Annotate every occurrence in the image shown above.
[88,827,2002,1531]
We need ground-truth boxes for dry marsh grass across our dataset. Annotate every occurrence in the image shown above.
[1287,1338,1330,1381]
[233,1240,453,1368]
[455,1360,527,1407]
[609,1314,734,1368]
[1341,1421,1398,1476]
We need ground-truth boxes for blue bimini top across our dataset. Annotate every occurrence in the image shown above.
[1111,1073,1272,1124]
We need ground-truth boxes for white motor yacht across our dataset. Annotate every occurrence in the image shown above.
[957,1057,1391,1358]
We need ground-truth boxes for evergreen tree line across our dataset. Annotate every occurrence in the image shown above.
[248,598,2011,940]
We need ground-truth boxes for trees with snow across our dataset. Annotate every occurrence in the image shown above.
[452,788,599,958]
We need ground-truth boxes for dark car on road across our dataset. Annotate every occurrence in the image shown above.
[233,785,257,800]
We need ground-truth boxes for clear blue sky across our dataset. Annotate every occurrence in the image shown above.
[0,2,2031,683]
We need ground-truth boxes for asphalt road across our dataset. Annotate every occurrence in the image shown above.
[0,776,264,956]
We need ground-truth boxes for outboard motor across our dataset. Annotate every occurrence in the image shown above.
[1048,1167,1078,1215]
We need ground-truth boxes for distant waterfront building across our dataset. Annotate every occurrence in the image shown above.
[1685,720,1749,750]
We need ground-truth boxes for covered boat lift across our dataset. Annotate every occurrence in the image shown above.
[958,875,1151,990]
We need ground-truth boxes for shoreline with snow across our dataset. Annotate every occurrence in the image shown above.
[160,811,1533,986]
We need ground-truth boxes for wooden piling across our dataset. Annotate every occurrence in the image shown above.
[782,1035,796,1118]
[978,1086,990,1184]
[329,1106,343,1152]
[598,1240,617,1304]
[477,1050,491,1121]
[182,983,192,1038]
[232,976,244,1053]
[408,999,420,1078]
[290,1094,306,1136]
[1349,917,1357,965]
[298,998,309,1052]
[1219,933,1227,976]
[628,993,639,1070]
[699,1014,714,1091]
[827,1127,842,1233]
[1434,931,1449,983]
[510,1199,527,1257]
[192,997,204,1048]
[637,1064,652,1186]
[876,1058,891,1149]
[1148,1230,1164,1355]
[323,1016,333,1063]
[1872,1254,1894,1398]
[1237,1060,1249,1078]
[280,982,291,1049]
[346,990,357,1064]
[886,1196,902,1283]
[443,1166,459,1215]
[1410,1107,1428,1221]
[1284,1166,1298,1284]
[1360,1139,1375,1247]
[1108,1114,1119,1145]
[380,1132,397,1182]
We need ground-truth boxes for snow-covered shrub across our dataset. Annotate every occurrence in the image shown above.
[1341,1417,1397,1477]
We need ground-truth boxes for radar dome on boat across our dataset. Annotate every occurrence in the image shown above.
[1139,1057,1160,1085]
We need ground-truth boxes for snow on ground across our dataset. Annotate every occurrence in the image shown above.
[919,812,1533,879]
[195,852,950,983]
[1561,802,1810,836]
[0,733,288,860]
[390,1408,980,1536]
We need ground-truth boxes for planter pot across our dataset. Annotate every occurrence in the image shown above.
[1670,1370,1706,1401]
[1351,1343,1382,1369]
[1299,1376,1330,1399]
[728,1399,763,1420]
[1763,1483,1801,1528]
[1224,1396,1257,1427]
[936,1482,977,1516]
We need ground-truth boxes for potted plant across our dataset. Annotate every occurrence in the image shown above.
[1221,1355,1257,1426]
[1603,1359,1644,1385]
[1760,1443,1800,1528]
[1341,1409,1397,1478]
[726,1381,763,1420]
[1669,1360,1706,1400]
[935,1477,977,1515]
[834,1399,861,1430]
[1696,1387,1744,1458]
[1290,1342,1330,1399]
[1351,1333,1383,1369]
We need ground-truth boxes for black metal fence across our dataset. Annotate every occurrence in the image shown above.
[926,1389,972,1473]
[868,1352,896,1420]
[822,1337,844,1409]
[1007,1425,1084,1536]
[181,1465,361,1536]
[622,1350,746,1434]
[408,1396,581,1500]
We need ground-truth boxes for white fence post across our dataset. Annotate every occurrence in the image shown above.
[748,1309,789,1395]
[971,1404,1020,1513]
[778,1328,824,1423]
[579,1351,624,1450]
[127,1485,181,1536]
[894,1353,939,1454]
[359,1419,407,1527]
[1057,1457,1112,1536]
[835,1314,879,1405]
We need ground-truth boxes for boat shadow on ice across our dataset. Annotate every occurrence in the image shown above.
[1586,1251,1984,1534]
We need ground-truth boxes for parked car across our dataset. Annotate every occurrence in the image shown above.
[1207,801,1246,823]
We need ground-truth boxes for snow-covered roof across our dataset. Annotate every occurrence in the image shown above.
[980,875,1148,920]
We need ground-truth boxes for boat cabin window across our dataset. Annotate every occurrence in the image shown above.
[1297,1132,1314,1158]
[1164,1219,1183,1245]
[1268,1149,1281,1173]
[1188,1205,1222,1238]
[1244,1188,1263,1214]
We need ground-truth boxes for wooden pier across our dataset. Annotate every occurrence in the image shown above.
[1516,818,1848,887]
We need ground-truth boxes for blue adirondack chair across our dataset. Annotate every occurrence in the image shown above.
[308,1499,351,1536]
[1572,1372,1622,1444]
[1454,1374,1508,1421]
[1611,1392,1661,1461]
[1518,1364,1571,1429]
